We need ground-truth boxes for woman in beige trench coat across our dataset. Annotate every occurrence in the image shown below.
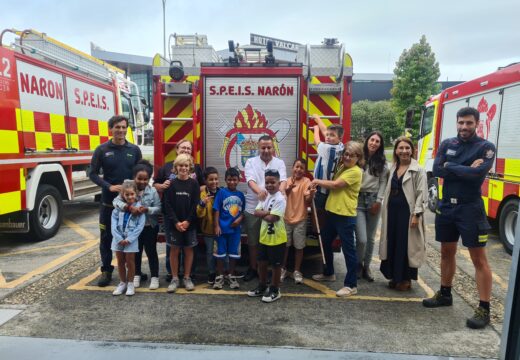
[379,136,427,291]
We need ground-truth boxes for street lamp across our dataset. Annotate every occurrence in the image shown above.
[162,0,166,58]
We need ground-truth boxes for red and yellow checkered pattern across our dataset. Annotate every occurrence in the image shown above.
[67,117,110,151]
[0,168,26,215]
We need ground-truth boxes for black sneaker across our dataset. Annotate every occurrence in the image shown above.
[97,271,112,287]
[207,273,216,285]
[422,291,453,308]
[466,307,490,329]
[247,285,268,297]
[262,287,282,303]
[243,268,258,282]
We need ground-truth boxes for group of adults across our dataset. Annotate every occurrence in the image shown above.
[90,105,495,329]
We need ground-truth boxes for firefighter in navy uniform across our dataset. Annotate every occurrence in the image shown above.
[423,107,495,329]
[89,115,142,287]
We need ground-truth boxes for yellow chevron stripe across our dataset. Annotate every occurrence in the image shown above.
[165,149,176,164]
[164,121,186,143]
[320,94,340,115]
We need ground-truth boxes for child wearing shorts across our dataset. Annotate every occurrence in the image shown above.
[111,180,146,296]
[248,169,287,303]
[213,168,245,290]
[282,159,314,284]
[164,154,200,293]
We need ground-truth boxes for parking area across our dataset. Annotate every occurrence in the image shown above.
[0,199,512,359]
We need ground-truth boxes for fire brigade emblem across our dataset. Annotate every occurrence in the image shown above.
[476,97,496,139]
[220,104,287,181]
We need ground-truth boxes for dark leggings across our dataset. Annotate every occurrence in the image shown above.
[135,225,159,278]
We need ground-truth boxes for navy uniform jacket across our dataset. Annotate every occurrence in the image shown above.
[89,140,142,204]
[433,135,496,202]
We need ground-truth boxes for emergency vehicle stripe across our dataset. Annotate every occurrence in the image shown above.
[0,169,23,215]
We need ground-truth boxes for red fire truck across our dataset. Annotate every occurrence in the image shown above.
[0,29,145,240]
[152,34,353,247]
[417,62,520,253]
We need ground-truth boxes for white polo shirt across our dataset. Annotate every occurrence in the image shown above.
[244,156,287,214]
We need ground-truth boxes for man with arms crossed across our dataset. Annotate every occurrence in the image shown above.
[423,107,495,329]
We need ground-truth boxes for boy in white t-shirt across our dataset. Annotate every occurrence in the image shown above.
[247,169,287,303]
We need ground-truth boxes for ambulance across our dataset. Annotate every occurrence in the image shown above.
[417,62,520,253]
[152,34,353,247]
[0,29,145,240]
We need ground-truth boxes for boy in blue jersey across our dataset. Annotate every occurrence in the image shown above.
[312,114,345,209]
[213,168,245,290]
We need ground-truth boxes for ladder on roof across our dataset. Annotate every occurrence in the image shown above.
[9,29,120,83]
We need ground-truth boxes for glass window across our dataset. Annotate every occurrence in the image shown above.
[420,106,435,138]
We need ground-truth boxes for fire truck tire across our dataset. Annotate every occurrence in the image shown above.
[29,185,63,241]
[499,198,518,255]
[427,177,438,213]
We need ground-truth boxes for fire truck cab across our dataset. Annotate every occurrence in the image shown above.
[418,63,520,253]
[0,29,145,240]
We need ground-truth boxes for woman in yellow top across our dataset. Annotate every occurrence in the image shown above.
[311,141,364,297]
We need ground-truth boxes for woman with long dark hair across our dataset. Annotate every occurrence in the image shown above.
[379,136,427,291]
[356,131,389,282]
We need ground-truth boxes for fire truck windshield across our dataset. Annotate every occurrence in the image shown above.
[420,105,435,139]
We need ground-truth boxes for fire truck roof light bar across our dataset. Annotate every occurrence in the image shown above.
[13,43,112,83]
[200,62,303,68]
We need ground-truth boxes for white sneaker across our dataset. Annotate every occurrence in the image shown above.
[112,282,126,296]
[336,286,357,297]
[213,275,224,290]
[149,277,160,290]
[133,275,141,288]
[228,275,240,289]
[167,278,179,293]
[280,268,287,282]
[293,270,304,284]
[126,282,135,296]
[184,277,195,291]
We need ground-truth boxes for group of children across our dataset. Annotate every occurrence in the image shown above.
[110,114,343,303]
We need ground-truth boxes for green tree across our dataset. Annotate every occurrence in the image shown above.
[390,35,441,133]
[351,100,400,145]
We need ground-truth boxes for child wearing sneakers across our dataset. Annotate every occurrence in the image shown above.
[213,168,245,290]
[111,180,146,296]
[113,160,162,290]
[164,154,200,293]
[248,169,287,303]
[281,159,315,284]
[197,167,221,285]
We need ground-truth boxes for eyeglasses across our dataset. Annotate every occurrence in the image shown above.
[343,152,358,158]
[178,146,192,151]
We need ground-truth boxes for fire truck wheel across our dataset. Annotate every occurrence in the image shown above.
[499,198,518,255]
[29,185,63,241]
[427,177,438,213]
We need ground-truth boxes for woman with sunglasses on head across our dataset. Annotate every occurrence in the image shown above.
[379,136,427,291]
[310,141,364,298]
[356,131,389,282]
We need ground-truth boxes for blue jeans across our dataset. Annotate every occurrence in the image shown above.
[322,211,357,288]
[204,236,217,274]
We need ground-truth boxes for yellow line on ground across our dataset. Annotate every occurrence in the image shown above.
[417,276,435,298]
[62,220,99,227]
[0,240,98,289]
[459,248,508,290]
[63,218,97,240]
[0,241,91,257]
[0,270,6,285]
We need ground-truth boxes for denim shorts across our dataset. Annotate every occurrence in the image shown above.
[215,231,241,259]
[111,238,139,253]
[169,228,198,248]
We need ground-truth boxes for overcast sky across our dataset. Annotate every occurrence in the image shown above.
[2,0,519,81]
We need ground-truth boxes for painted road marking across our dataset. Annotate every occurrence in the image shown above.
[0,240,92,257]
[0,219,97,289]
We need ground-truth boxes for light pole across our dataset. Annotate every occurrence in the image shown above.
[162,0,166,58]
